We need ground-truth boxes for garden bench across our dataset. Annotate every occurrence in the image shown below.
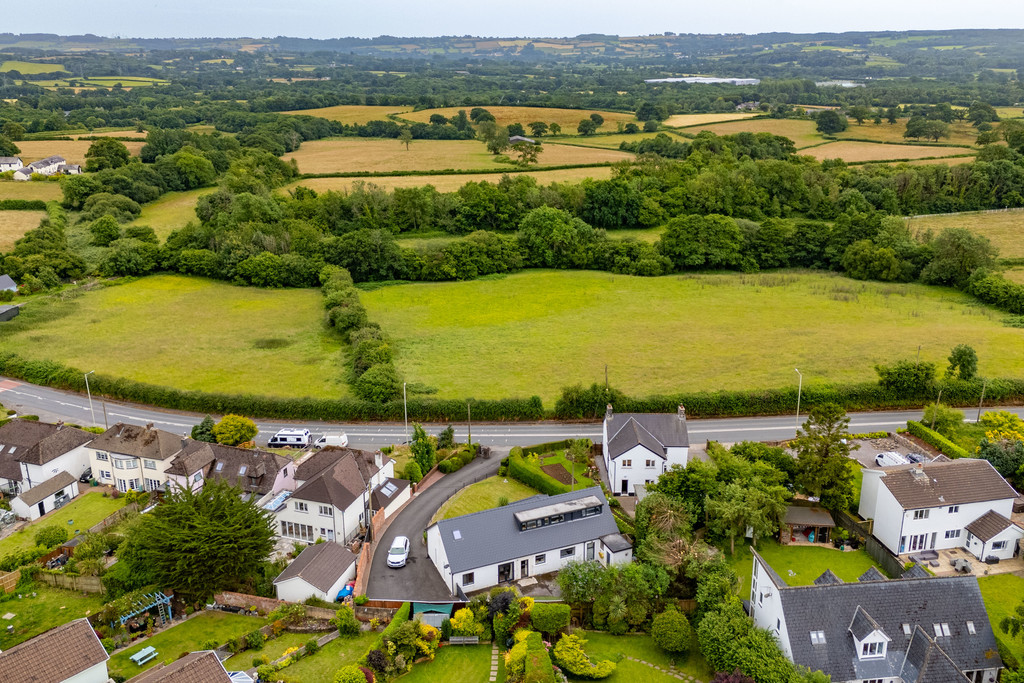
[130,646,158,665]
[449,636,479,645]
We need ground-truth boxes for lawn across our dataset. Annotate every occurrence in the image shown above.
[282,166,614,194]
[0,275,347,399]
[538,452,594,489]
[0,491,125,557]
[130,187,215,240]
[582,630,713,682]
[0,581,109,649]
[223,630,311,671]
[726,538,885,597]
[284,139,631,174]
[277,630,377,683]
[906,209,1024,259]
[802,141,974,163]
[360,269,1024,403]
[663,112,763,128]
[109,611,265,678]
[396,642,493,682]
[432,475,539,523]
[979,574,1024,665]
[0,61,65,74]
[0,210,46,251]
[688,118,824,149]
[13,139,144,166]
[397,106,636,131]
[0,181,63,202]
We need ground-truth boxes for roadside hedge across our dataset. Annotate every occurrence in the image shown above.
[522,439,573,456]
[508,453,570,496]
[906,420,970,458]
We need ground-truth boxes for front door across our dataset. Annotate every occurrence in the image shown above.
[586,541,595,561]
[37,501,45,517]
[498,562,513,583]
[621,479,628,495]
[521,559,529,578]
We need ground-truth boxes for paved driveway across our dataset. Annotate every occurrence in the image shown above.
[367,449,503,601]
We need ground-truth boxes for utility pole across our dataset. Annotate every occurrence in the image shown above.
[84,371,96,427]
[467,402,472,446]
[977,379,989,423]
[794,368,803,431]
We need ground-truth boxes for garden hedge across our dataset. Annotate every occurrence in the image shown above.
[508,453,570,496]
[530,603,570,635]
[524,631,556,683]
[906,420,970,458]
[522,439,573,456]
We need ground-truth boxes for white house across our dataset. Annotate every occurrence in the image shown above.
[164,440,294,500]
[602,404,689,495]
[749,549,1002,683]
[133,650,234,683]
[0,617,109,682]
[273,541,358,603]
[858,458,1023,561]
[0,157,23,173]
[271,447,394,545]
[11,471,79,521]
[426,486,632,597]
[370,477,412,518]
[0,419,93,498]
[87,423,186,493]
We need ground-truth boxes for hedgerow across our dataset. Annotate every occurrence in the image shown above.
[507,453,570,496]
[906,420,970,458]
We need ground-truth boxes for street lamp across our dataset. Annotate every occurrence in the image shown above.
[84,371,96,427]
[403,382,408,444]
[794,368,803,431]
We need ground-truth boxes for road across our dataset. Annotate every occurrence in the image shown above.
[1,376,1019,449]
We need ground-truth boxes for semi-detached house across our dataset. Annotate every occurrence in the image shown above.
[87,423,185,493]
[0,419,93,497]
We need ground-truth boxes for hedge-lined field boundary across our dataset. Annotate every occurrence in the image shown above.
[906,420,971,458]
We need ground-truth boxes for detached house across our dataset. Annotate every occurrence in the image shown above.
[602,405,689,496]
[0,617,109,682]
[0,419,93,497]
[0,156,23,173]
[749,549,1002,683]
[427,486,632,596]
[87,423,185,493]
[858,459,1023,560]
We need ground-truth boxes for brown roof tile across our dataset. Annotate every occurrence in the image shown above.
[273,542,358,593]
[964,509,1020,542]
[0,618,108,681]
[199,443,289,496]
[17,471,76,507]
[879,459,1018,509]
[0,419,92,466]
[132,650,232,683]
[165,442,217,477]
[89,423,184,461]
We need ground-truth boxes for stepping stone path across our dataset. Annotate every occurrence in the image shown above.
[490,643,499,682]
[622,655,705,681]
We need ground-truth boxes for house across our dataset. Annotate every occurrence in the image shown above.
[271,447,394,545]
[371,477,412,518]
[736,100,762,111]
[164,440,293,499]
[11,470,78,520]
[273,541,358,602]
[57,163,82,175]
[133,650,234,683]
[0,273,17,291]
[602,404,689,496]
[12,167,33,181]
[87,422,186,493]
[858,458,1023,560]
[27,155,66,175]
[0,157,22,172]
[749,549,1002,683]
[0,419,94,497]
[0,617,109,682]
[426,486,632,596]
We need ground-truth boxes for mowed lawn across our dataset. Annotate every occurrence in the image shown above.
[13,139,144,166]
[583,631,713,682]
[398,105,636,130]
[277,630,377,683]
[0,209,46,251]
[282,104,413,124]
[803,141,974,163]
[906,209,1024,258]
[284,139,632,174]
[0,582,109,650]
[0,491,125,557]
[726,539,886,597]
[131,187,215,239]
[361,270,1024,402]
[979,574,1024,665]
[282,166,614,194]
[396,642,493,683]
[0,181,63,201]
[432,475,538,523]
[0,275,347,399]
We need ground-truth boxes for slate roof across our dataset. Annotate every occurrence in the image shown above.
[295,447,390,483]
[0,157,21,165]
[89,423,185,461]
[134,650,232,683]
[859,567,888,582]
[0,419,92,466]
[849,605,886,640]
[165,442,217,477]
[813,569,843,586]
[964,509,1020,542]
[433,487,623,574]
[878,459,1017,509]
[17,470,75,506]
[0,274,16,291]
[605,409,689,459]
[28,155,66,169]
[900,626,971,683]
[753,550,1001,682]
[902,564,932,580]
[193,442,289,496]
[273,542,358,593]
[0,617,108,682]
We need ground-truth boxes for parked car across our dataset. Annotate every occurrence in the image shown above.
[387,536,410,568]
[906,452,929,463]
[78,468,92,484]
[268,428,312,448]
[875,451,910,467]
[314,433,349,449]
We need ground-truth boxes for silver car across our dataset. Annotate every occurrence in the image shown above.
[387,536,410,568]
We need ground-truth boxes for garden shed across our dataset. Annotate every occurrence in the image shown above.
[781,505,834,545]
[412,602,455,628]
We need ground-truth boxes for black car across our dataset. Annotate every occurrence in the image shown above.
[78,468,92,484]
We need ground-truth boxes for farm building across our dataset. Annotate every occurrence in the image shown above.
[601,404,689,496]
[11,470,79,520]
[12,155,68,180]
[0,157,22,172]
[273,541,358,603]
[0,618,109,682]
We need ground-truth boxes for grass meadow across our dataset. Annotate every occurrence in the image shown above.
[906,209,1024,258]
[0,181,63,202]
[688,118,825,148]
[802,141,974,163]
[833,119,981,147]
[284,139,632,174]
[1004,268,1024,285]
[0,60,65,74]
[727,539,885,597]
[13,139,144,166]
[282,104,413,124]
[131,187,215,239]
[552,132,665,149]
[0,210,46,251]
[397,105,636,130]
[0,275,347,398]
[360,270,1024,402]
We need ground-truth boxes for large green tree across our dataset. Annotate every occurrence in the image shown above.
[213,414,259,446]
[410,423,436,474]
[658,214,743,270]
[792,404,855,511]
[85,138,132,171]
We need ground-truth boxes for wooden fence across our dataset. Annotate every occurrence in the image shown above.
[0,569,19,593]
[832,510,903,578]
[88,502,139,534]
[36,572,104,593]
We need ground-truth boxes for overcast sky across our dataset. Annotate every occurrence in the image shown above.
[6,0,1023,39]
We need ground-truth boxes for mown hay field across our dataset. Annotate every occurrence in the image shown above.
[361,270,1024,402]
[0,181,63,201]
[552,132,665,149]
[398,106,636,130]
[131,187,215,239]
[802,141,974,163]
[1004,268,1024,285]
[13,139,144,165]
[689,118,825,148]
[833,119,981,147]
[282,166,615,194]
[282,104,413,124]
[906,209,1024,258]
[0,275,347,398]
[284,139,632,174]
[663,112,762,127]
[0,210,46,251]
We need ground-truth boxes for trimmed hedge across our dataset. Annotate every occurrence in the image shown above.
[508,453,570,496]
[906,420,970,458]
[522,439,573,456]
[0,199,47,210]
[531,603,570,635]
[524,631,556,683]
[373,601,410,652]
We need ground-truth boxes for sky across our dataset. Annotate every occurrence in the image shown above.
[6,0,1024,39]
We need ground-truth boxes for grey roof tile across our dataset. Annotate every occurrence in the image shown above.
[859,567,888,582]
[814,569,844,586]
[273,542,357,593]
[879,459,1017,509]
[606,411,689,458]
[17,471,75,506]
[901,564,932,580]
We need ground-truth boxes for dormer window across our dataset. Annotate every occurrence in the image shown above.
[861,642,884,658]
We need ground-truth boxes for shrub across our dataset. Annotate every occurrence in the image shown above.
[332,605,361,636]
[906,421,969,458]
[354,363,403,403]
[921,403,964,435]
[524,631,556,683]
[252,655,269,667]
[440,617,452,641]
[34,525,68,549]
[366,648,388,672]
[531,603,570,636]
[652,607,692,654]
[354,594,369,606]
[246,630,266,651]
[450,607,484,637]
[553,633,616,679]
[305,637,320,656]
[404,461,423,483]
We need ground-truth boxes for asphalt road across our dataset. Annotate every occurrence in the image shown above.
[367,449,503,601]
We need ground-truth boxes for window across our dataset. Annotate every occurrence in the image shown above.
[126,460,138,469]
[128,479,141,490]
[319,505,333,517]
[809,631,826,645]
[913,509,930,520]
[622,459,632,468]
[144,459,156,470]
[295,502,308,513]
[902,623,912,636]
[462,573,475,586]
[145,478,160,491]
[865,679,884,683]
[215,462,224,472]
[548,514,564,525]
[993,541,1008,550]
[192,472,202,483]
[280,521,314,542]
[862,642,883,658]
[776,618,781,631]
[942,623,951,637]
[560,547,576,559]
[967,621,976,635]
[114,459,124,470]
[934,624,943,637]
[948,505,960,514]
[95,451,109,461]
[239,465,247,476]
[945,529,962,539]
[645,459,655,468]
[100,470,111,480]
[582,506,600,517]
[535,554,546,565]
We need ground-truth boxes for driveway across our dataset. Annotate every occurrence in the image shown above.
[367,449,504,601]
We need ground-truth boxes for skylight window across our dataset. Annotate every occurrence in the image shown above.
[239,465,247,475]
[933,624,943,638]
[810,631,826,645]
[381,482,397,497]
[942,623,951,637]
[215,462,224,472]
[903,623,912,636]
[453,530,462,540]
[967,621,976,635]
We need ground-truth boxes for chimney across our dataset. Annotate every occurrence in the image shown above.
[678,404,686,420]
[374,450,383,469]
[912,463,927,481]
[181,433,189,450]
[605,404,614,420]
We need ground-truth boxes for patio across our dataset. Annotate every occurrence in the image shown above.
[905,547,1024,577]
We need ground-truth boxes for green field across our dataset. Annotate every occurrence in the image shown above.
[0,275,347,399]
[0,210,46,252]
[396,642,493,683]
[361,270,1024,402]
[131,187,214,239]
[0,181,63,202]
[583,631,713,682]
[906,209,1024,259]
[0,491,125,557]
[0,61,65,74]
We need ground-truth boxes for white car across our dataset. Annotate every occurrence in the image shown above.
[314,433,349,449]
[387,536,410,568]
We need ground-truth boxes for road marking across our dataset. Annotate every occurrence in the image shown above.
[0,380,20,392]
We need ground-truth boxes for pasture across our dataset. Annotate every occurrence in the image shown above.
[0,60,64,74]
[0,210,46,251]
[690,118,825,148]
[0,181,62,201]
[361,270,1024,402]
[833,119,981,147]
[553,132,666,149]
[282,104,412,124]
[0,275,347,399]
[397,105,636,130]
[13,139,144,166]
[283,139,632,174]
[281,166,615,194]
[906,209,1024,258]
[662,112,762,127]
[802,141,975,163]
[131,187,215,239]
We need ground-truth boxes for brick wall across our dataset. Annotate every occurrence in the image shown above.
[214,591,336,620]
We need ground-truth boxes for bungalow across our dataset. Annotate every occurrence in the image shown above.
[164,440,294,499]
[134,650,234,682]
[273,541,358,603]
[11,470,78,520]
[602,404,689,496]
[749,549,1002,683]
[426,486,632,596]
[858,458,1023,561]
[0,617,109,682]
[0,419,94,497]
[0,156,22,172]
[87,423,185,493]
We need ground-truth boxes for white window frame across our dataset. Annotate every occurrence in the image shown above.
[100,470,112,480]
[809,631,826,645]
[945,529,961,539]
[192,472,202,483]
[319,505,334,517]
[535,554,546,565]
[95,451,109,461]
[295,501,309,513]
[861,641,884,658]
[144,459,157,470]
[993,540,1008,550]
[560,546,576,559]
[913,509,929,520]
[462,572,474,586]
